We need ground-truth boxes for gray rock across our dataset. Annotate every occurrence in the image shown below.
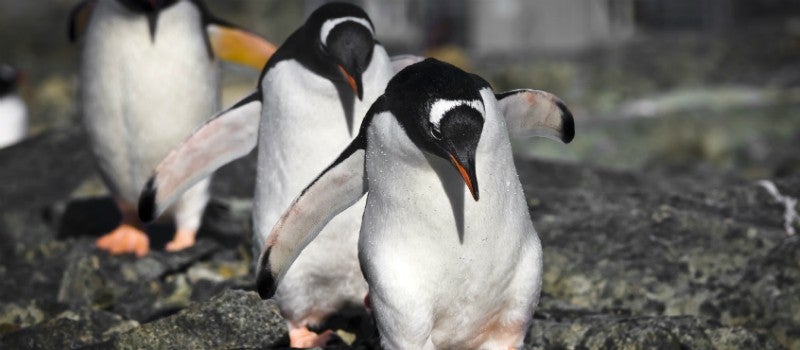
[0,307,138,350]
[0,239,72,302]
[0,127,93,213]
[526,312,782,349]
[518,158,796,348]
[0,299,67,335]
[1,126,797,349]
[56,239,224,321]
[106,289,287,349]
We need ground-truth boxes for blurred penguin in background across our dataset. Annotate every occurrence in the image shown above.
[69,0,276,257]
[0,64,28,148]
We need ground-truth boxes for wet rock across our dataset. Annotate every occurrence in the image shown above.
[104,289,287,349]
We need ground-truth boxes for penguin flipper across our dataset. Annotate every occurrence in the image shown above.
[206,23,277,70]
[68,0,97,42]
[496,89,575,143]
[390,54,426,73]
[138,92,262,223]
[256,137,368,299]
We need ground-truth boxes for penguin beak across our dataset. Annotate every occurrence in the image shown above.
[338,65,363,100]
[448,153,479,201]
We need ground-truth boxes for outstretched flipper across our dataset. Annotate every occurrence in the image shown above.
[139,93,262,223]
[206,21,276,70]
[255,103,378,298]
[68,0,97,42]
[495,89,575,143]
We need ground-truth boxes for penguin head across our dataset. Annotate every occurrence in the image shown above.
[116,0,180,41]
[0,64,22,98]
[306,2,376,100]
[385,58,487,201]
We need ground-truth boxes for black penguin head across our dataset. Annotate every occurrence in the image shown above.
[384,58,489,201]
[116,0,180,41]
[0,65,22,97]
[306,2,375,100]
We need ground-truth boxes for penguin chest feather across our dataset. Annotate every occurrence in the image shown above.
[253,46,391,246]
[81,0,220,202]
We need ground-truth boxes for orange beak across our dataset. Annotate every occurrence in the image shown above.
[449,153,479,201]
[338,65,362,99]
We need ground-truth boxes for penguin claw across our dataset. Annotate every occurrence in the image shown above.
[289,327,333,348]
[164,229,197,252]
[96,224,150,257]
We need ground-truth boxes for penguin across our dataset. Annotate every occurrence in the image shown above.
[69,0,275,257]
[257,58,575,349]
[137,3,394,347]
[0,64,27,148]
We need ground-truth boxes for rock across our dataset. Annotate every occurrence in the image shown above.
[1,125,798,349]
[0,239,73,303]
[517,158,796,348]
[104,289,287,349]
[0,307,138,350]
[0,127,93,213]
[526,312,782,349]
[56,239,225,321]
[0,299,67,334]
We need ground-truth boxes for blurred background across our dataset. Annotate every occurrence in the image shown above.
[1,0,799,179]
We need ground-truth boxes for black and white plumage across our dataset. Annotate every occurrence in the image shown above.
[71,0,274,256]
[258,58,575,349]
[0,64,27,148]
[137,2,394,346]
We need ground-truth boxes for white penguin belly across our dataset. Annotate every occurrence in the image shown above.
[0,95,27,148]
[81,0,220,203]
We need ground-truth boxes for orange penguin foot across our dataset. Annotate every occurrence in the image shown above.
[289,327,333,348]
[165,229,197,252]
[96,224,150,257]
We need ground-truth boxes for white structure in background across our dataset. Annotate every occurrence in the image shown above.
[0,65,27,148]
[469,0,635,55]
[308,0,634,54]
[363,0,423,49]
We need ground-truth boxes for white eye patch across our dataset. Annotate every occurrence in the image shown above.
[428,99,484,132]
[320,17,374,46]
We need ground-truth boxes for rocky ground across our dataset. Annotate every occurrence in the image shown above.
[0,126,797,349]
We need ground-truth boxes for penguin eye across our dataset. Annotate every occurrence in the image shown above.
[430,123,442,140]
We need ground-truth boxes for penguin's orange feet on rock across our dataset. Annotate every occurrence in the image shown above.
[165,229,197,252]
[289,326,333,348]
[96,224,150,257]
